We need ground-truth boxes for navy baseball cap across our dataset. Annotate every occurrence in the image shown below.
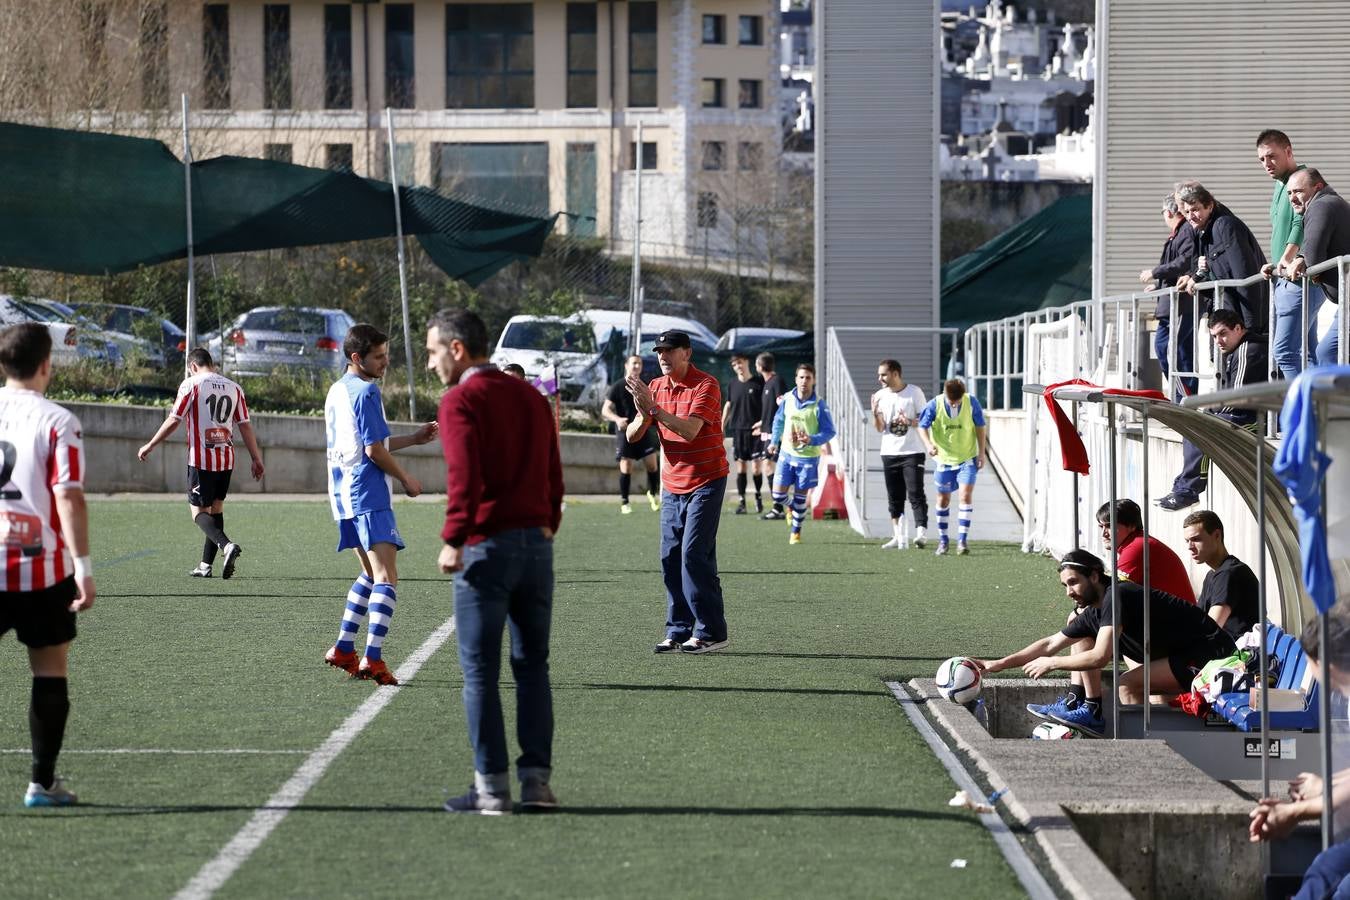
[652,330,691,351]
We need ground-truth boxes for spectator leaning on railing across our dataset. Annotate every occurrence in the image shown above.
[1139,193,1199,398]
[1286,167,1350,366]
[1256,130,1323,381]
[1173,180,1269,335]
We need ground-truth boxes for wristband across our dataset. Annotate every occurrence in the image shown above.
[73,556,93,580]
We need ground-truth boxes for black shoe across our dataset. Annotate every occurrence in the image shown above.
[761,507,786,521]
[1157,492,1199,511]
[734,499,747,515]
[755,496,764,514]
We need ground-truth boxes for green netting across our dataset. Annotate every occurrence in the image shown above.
[0,121,556,285]
[940,194,1092,328]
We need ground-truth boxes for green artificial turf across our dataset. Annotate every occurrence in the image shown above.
[0,500,1065,899]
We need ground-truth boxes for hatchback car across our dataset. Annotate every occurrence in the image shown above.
[68,302,185,368]
[209,307,356,377]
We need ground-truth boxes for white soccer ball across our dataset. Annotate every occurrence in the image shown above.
[1031,722,1077,740]
[935,656,982,704]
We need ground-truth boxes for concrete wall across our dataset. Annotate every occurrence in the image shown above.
[68,402,624,496]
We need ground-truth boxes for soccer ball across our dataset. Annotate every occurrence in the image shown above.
[935,656,982,704]
[1031,722,1077,740]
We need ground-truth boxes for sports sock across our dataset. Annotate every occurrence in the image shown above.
[203,513,226,564]
[736,472,747,499]
[958,503,973,542]
[894,516,906,540]
[619,472,632,503]
[29,677,69,789]
[790,492,808,533]
[936,506,950,542]
[752,473,763,497]
[1067,683,1086,705]
[364,583,397,661]
[1082,698,1102,715]
[193,512,229,550]
[646,470,660,494]
[771,487,788,506]
[336,573,374,653]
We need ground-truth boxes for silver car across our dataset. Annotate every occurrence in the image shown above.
[209,307,356,377]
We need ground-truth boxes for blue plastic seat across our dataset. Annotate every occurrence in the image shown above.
[1211,622,1320,732]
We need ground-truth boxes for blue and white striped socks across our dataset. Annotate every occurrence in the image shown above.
[936,506,950,543]
[364,583,398,661]
[958,503,973,544]
[335,573,374,653]
[790,492,808,534]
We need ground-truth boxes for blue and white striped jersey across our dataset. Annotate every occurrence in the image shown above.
[325,373,392,521]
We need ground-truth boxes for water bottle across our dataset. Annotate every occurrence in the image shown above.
[972,698,990,730]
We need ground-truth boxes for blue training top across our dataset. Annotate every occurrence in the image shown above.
[325,373,393,521]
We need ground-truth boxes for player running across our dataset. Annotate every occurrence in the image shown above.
[767,363,836,544]
[137,348,264,578]
[0,323,96,807]
[323,324,437,685]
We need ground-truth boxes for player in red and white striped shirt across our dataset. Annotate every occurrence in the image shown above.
[0,322,95,807]
[137,349,264,579]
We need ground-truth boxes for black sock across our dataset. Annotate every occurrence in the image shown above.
[736,473,747,499]
[30,677,69,789]
[203,513,225,564]
[753,474,763,497]
[1068,684,1087,704]
[194,512,229,550]
[619,473,632,502]
[1083,697,1102,714]
[647,471,660,495]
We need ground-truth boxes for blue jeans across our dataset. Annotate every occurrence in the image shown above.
[660,477,728,642]
[1155,314,1197,399]
[453,527,554,778]
[1273,277,1326,380]
[1319,305,1342,366]
[1295,837,1350,899]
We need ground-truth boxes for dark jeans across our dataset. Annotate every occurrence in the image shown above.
[1155,314,1197,399]
[453,527,554,777]
[1171,414,1256,498]
[660,477,728,642]
[881,453,928,526]
[1295,837,1350,899]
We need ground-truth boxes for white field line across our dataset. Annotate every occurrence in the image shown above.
[0,749,306,755]
[174,615,457,900]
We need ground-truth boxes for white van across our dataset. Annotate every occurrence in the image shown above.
[581,309,719,350]
[490,314,609,408]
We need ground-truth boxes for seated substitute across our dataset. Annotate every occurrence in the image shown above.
[1182,510,1260,640]
[1097,499,1196,603]
[977,549,1237,737]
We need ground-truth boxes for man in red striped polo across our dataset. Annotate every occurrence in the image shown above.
[137,348,264,579]
[624,330,730,654]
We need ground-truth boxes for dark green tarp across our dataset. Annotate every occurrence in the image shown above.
[0,122,557,285]
[940,194,1092,329]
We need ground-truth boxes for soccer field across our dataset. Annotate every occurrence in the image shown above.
[0,499,1063,899]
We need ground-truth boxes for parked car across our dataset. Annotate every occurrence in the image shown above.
[0,295,122,365]
[67,302,185,368]
[582,309,720,350]
[490,314,608,408]
[206,306,355,378]
[0,295,81,366]
[715,327,807,353]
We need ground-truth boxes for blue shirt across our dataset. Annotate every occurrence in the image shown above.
[325,373,393,520]
[917,395,987,429]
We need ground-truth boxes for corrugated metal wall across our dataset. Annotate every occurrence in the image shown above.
[1097,0,1350,298]
[815,0,939,390]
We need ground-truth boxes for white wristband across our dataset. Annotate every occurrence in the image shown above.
[73,556,93,580]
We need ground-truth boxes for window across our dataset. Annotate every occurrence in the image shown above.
[446,4,534,109]
[696,192,718,229]
[380,141,416,186]
[627,141,656,170]
[385,4,415,108]
[738,141,762,172]
[701,78,724,108]
[566,3,596,108]
[701,141,725,171]
[627,1,656,107]
[738,15,762,46]
[264,5,291,110]
[702,14,724,44]
[738,79,760,109]
[324,4,352,109]
[264,143,293,164]
[325,143,354,173]
[202,4,230,109]
[433,142,550,214]
[139,2,168,108]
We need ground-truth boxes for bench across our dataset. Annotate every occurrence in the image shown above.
[1211,622,1320,732]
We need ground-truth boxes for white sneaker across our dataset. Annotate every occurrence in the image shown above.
[189,563,212,578]
[881,537,900,549]
[913,527,927,549]
[25,776,77,807]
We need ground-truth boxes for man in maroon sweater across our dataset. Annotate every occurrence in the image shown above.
[427,308,564,816]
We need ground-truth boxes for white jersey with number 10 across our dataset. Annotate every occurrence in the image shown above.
[171,372,250,472]
[0,387,85,592]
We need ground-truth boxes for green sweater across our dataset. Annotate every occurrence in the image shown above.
[1269,164,1306,263]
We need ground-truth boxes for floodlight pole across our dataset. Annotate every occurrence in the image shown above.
[385,108,416,421]
[628,121,644,355]
[181,93,196,372]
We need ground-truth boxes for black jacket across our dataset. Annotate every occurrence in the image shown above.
[1216,335,1268,425]
[1194,203,1268,333]
[1151,221,1198,318]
